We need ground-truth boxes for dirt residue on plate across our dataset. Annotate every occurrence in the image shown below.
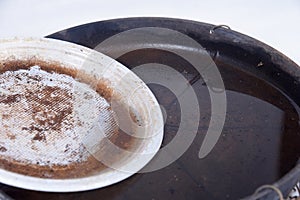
[0,59,138,179]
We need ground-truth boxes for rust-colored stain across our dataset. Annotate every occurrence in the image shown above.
[0,58,140,179]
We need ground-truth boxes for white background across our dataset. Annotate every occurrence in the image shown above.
[0,0,299,65]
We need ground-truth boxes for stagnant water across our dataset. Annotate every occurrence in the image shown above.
[1,50,299,200]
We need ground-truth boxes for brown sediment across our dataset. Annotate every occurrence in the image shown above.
[32,133,46,142]
[0,94,21,104]
[7,134,16,140]
[0,58,139,179]
[0,146,7,152]
[0,156,106,179]
[0,58,113,100]
[26,85,73,132]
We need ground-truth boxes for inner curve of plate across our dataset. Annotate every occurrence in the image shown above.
[0,61,135,179]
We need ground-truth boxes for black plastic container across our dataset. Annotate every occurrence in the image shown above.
[1,17,299,200]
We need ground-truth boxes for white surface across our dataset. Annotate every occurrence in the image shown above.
[0,38,164,191]
[0,0,299,65]
[0,66,112,166]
